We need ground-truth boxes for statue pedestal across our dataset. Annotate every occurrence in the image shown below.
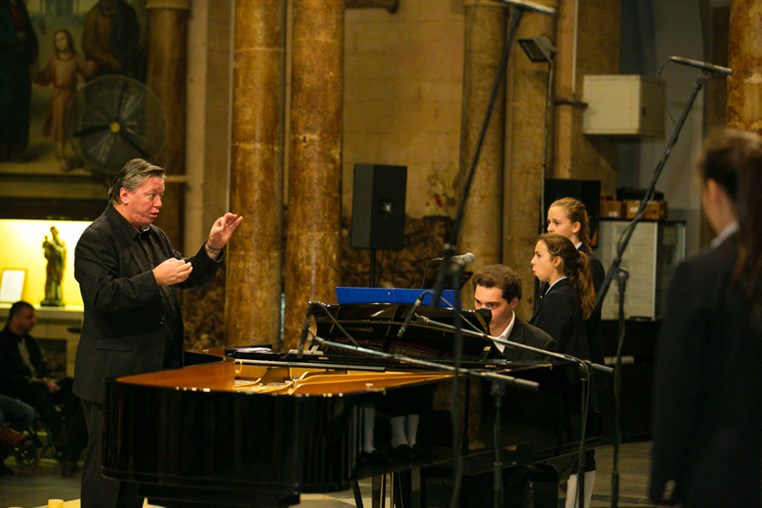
[41,299,65,307]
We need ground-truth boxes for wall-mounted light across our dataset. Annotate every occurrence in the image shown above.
[518,34,557,63]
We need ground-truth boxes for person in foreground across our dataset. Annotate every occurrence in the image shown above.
[472,264,555,360]
[73,158,243,508]
[649,129,762,507]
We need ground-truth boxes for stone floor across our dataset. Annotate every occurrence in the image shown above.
[0,441,654,508]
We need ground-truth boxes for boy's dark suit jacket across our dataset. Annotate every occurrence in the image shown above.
[73,205,222,404]
[649,234,761,507]
[530,278,590,360]
[489,318,556,361]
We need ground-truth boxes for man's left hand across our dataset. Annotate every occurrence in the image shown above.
[206,212,243,251]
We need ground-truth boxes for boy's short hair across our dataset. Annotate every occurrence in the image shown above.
[472,264,522,302]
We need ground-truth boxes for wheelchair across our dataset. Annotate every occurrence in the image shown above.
[3,414,62,469]
[0,424,40,468]
[12,433,42,468]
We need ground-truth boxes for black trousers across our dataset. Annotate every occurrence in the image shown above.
[80,400,142,508]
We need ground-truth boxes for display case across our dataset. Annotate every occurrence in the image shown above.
[594,219,686,320]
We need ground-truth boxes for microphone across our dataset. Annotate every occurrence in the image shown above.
[492,0,557,16]
[669,56,732,76]
[397,292,426,338]
[431,252,476,265]
[296,303,314,359]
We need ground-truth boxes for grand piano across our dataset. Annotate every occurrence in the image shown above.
[103,302,590,507]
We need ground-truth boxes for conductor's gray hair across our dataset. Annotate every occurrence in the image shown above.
[108,158,165,204]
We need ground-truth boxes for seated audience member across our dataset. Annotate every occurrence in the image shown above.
[0,301,87,476]
[0,393,35,476]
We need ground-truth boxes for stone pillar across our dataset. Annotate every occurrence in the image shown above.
[145,0,190,250]
[459,1,506,274]
[503,5,556,319]
[727,0,762,134]
[226,1,287,347]
[701,5,730,246]
[552,0,620,193]
[285,0,344,349]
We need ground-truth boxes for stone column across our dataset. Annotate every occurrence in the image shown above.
[285,0,344,349]
[727,0,762,133]
[459,1,506,274]
[226,1,287,347]
[145,0,190,249]
[701,5,730,246]
[552,0,620,193]
[503,5,556,319]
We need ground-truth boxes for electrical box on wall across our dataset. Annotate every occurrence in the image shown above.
[582,75,665,137]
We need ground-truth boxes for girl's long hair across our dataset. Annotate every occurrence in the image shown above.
[540,233,595,319]
[699,129,762,330]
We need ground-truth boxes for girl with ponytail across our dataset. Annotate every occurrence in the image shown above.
[529,233,594,357]
[546,197,606,365]
[530,233,597,507]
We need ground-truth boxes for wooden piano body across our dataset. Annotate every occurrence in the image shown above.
[102,303,588,507]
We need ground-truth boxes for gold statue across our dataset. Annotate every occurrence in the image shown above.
[42,226,66,306]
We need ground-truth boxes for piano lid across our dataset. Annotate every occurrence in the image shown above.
[311,302,492,361]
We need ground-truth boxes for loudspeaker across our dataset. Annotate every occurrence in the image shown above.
[351,164,407,250]
[544,179,601,244]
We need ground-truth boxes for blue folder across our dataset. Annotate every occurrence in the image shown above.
[335,287,456,307]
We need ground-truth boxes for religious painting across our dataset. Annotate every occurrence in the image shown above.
[0,0,149,177]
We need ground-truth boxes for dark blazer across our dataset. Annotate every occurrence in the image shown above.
[530,278,590,360]
[73,205,222,404]
[491,317,556,361]
[649,234,761,507]
[537,246,604,360]
[0,327,51,399]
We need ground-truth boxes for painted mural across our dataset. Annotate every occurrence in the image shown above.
[0,0,147,174]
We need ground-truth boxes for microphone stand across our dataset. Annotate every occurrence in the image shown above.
[311,336,540,391]
[594,71,711,508]
[431,7,526,304]
[414,314,612,508]
[305,300,543,508]
[426,7,536,506]
[414,314,612,376]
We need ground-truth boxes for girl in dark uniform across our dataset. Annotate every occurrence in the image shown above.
[546,197,605,365]
[530,233,594,358]
[530,233,597,507]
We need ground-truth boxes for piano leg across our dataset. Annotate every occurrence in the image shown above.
[371,473,388,508]
[352,478,364,507]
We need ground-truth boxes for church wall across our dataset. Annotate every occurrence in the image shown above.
[342,1,465,220]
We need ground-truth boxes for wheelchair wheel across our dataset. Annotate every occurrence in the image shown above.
[14,437,40,468]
